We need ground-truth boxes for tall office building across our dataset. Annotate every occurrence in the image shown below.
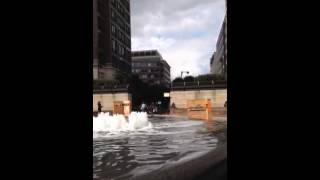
[210,52,215,74]
[131,50,171,87]
[93,0,132,80]
[211,0,227,79]
[211,14,227,79]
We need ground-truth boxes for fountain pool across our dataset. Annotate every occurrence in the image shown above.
[93,112,226,180]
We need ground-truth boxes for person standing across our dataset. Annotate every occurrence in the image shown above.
[171,102,176,114]
[153,103,157,114]
[150,102,156,115]
[98,101,103,113]
[140,102,146,112]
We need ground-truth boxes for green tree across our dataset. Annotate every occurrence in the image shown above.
[172,77,184,83]
[196,74,225,81]
[114,72,128,84]
[184,76,195,82]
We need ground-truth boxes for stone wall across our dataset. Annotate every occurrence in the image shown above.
[93,93,132,112]
[170,89,227,109]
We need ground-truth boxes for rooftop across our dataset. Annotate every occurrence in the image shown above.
[131,50,163,59]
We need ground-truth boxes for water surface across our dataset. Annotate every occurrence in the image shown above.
[93,116,223,180]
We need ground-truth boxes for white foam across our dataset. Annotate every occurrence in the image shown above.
[93,112,153,133]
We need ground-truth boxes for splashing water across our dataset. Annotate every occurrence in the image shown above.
[93,112,153,133]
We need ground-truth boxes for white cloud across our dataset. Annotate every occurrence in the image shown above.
[131,36,175,51]
[131,0,226,79]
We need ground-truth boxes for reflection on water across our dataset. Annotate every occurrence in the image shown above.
[93,116,226,180]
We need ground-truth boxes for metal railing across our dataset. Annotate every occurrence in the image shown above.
[93,84,130,93]
[171,81,226,90]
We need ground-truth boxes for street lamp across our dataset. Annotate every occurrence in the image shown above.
[181,71,189,78]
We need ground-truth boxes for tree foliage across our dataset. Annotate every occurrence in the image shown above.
[172,77,184,83]
[183,76,195,82]
[171,74,226,83]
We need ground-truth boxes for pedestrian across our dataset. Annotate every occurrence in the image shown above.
[171,102,176,114]
[153,104,157,114]
[148,102,153,114]
[140,102,146,112]
[98,101,103,113]
[150,102,156,114]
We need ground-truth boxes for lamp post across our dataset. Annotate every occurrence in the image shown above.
[181,71,189,79]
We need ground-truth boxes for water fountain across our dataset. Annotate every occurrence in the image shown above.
[93,112,227,180]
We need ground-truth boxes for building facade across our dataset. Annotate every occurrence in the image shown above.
[211,13,227,79]
[131,50,171,87]
[93,0,132,80]
[210,53,215,74]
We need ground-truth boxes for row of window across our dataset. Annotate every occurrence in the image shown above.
[111,8,130,33]
[121,0,130,12]
[132,62,158,67]
[112,16,130,35]
[111,0,130,15]
[132,68,162,73]
[98,1,129,29]
[97,2,130,36]
[111,24,130,46]
[132,51,158,57]
[112,39,130,58]
[113,5,129,22]
[98,19,130,46]
[133,69,160,73]
[136,73,162,79]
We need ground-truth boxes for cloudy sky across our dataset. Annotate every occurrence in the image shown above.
[131,0,226,79]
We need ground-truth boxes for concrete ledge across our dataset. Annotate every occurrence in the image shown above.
[131,143,227,180]
[152,114,227,122]
[170,108,227,118]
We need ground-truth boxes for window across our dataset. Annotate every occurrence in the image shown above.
[111,9,115,18]
[112,40,116,52]
[116,2,119,9]
[111,25,115,34]
[115,27,118,37]
[118,44,121,54]
[100,73,104,79]
[119,46,123,56]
